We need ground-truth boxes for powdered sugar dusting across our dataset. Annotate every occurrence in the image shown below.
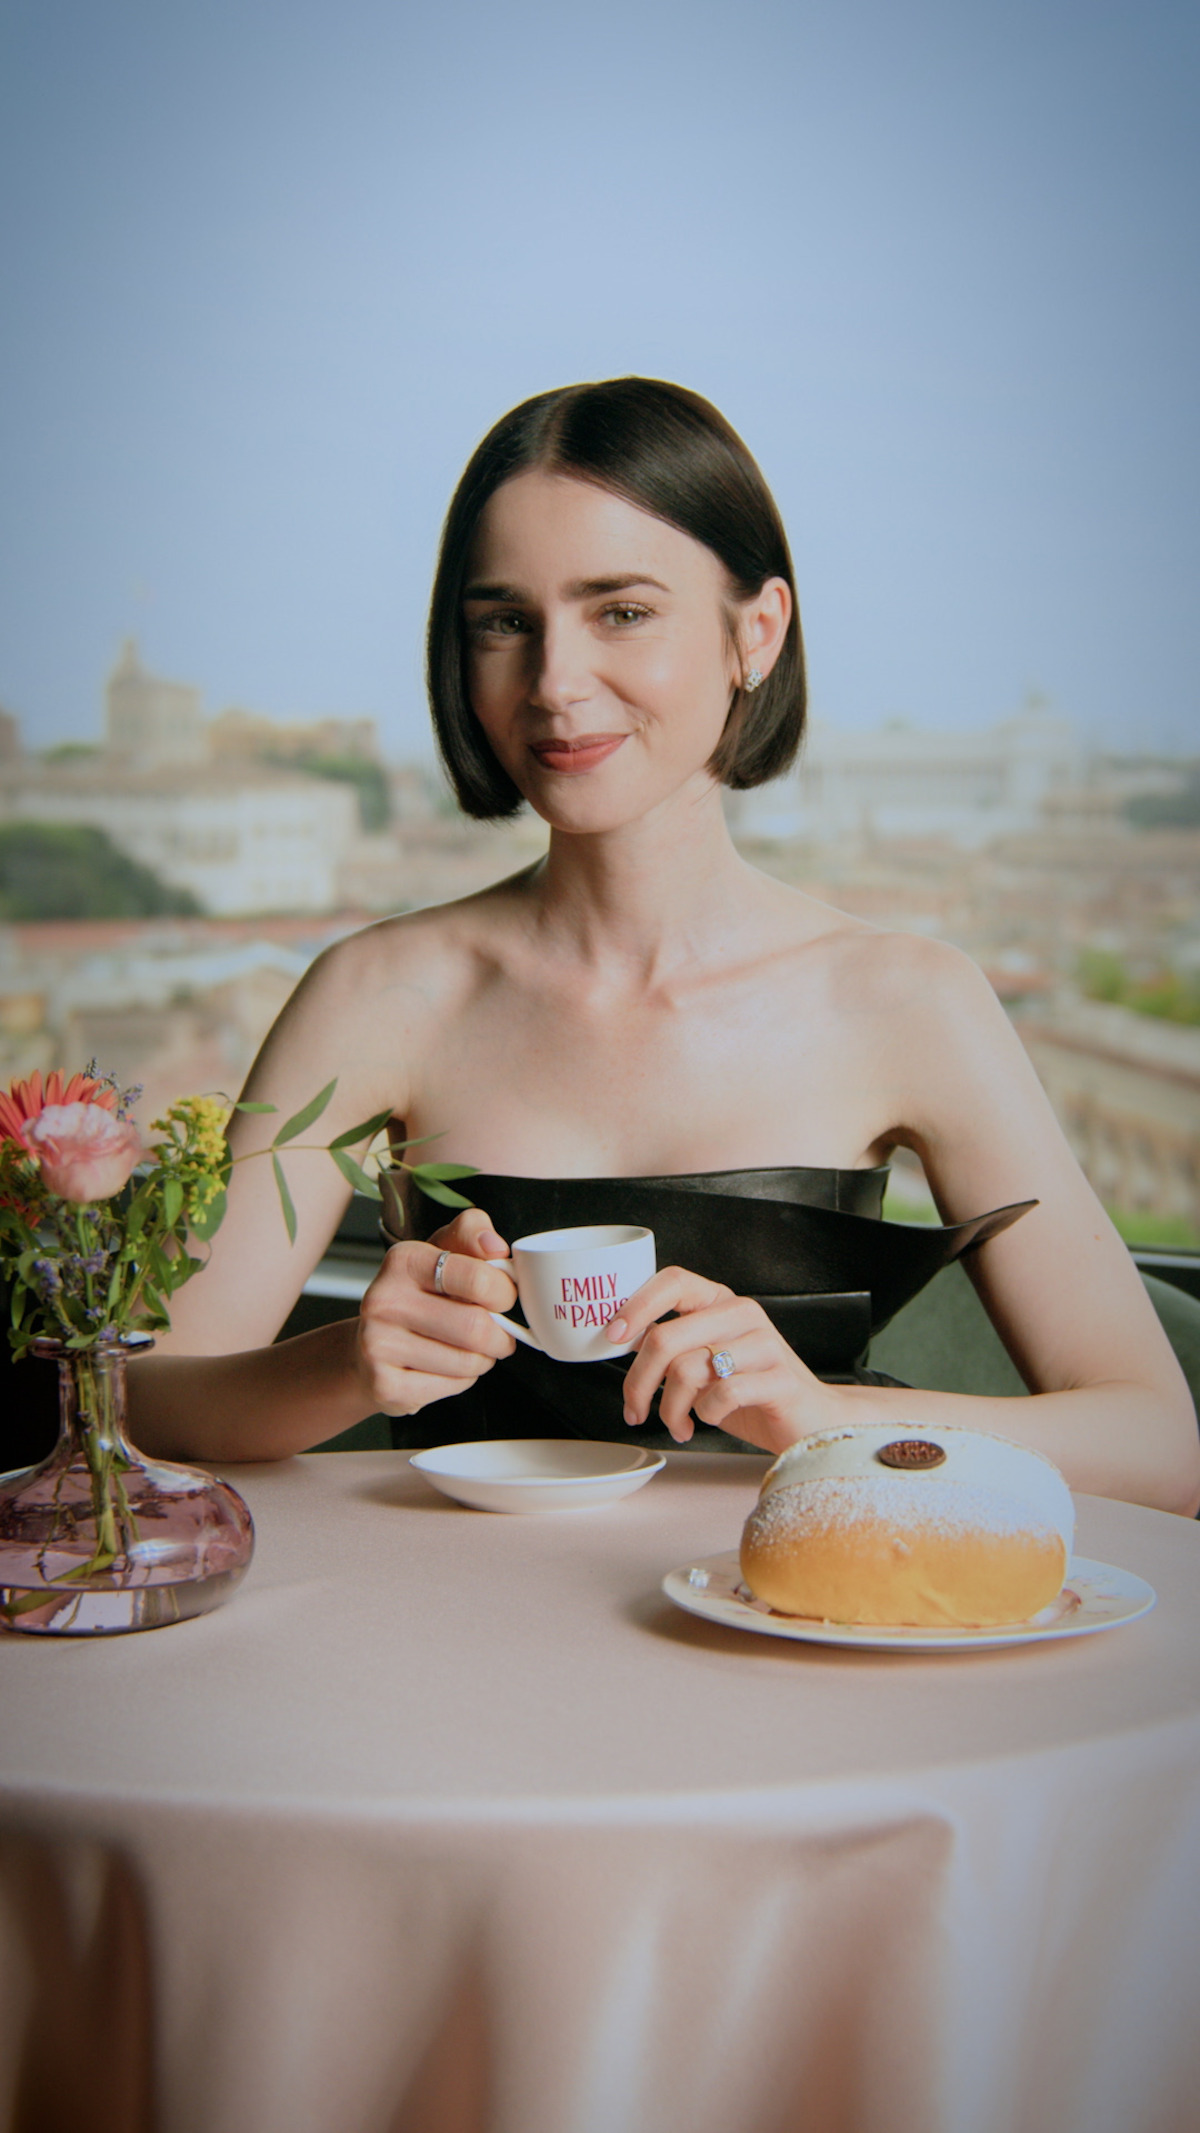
[748,1475,1062,1548]
[760,1424,1075,1552]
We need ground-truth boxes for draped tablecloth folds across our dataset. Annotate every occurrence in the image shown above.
[1,1450,1199,2133]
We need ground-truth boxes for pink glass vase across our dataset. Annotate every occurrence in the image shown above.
[0,1336,254,1635]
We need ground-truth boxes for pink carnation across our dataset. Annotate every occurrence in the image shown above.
[21,1102,143,1203]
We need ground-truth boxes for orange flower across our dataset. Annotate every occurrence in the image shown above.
[0,1070,117,1146]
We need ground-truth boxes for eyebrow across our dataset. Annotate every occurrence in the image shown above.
[462,574,671,603]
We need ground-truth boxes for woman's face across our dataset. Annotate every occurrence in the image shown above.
[463,471,758,833]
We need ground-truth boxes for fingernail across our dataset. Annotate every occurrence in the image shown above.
[607,1317,627,1342]
[481,1229,507,1255]
[623,1405,637,1427]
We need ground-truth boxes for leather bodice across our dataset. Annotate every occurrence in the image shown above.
[380,1165,1034,1451]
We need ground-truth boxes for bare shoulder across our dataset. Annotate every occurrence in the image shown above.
[742,875,1008,1048]
[235,869,537,1126]
[788,921,1040,1161]
[824,925,1001,1018]
[763,887,999,1022]
[285,868,535,1019]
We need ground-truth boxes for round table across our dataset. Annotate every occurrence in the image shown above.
[2,1450,1199,2133]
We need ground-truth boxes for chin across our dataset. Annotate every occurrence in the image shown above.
[521,760,719,838]
[525,790,637,837]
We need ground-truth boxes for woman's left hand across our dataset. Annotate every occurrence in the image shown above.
[610,1267,840,1455]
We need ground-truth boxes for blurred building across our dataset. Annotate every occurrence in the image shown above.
[0,917,345,1120]
[733,701,1084,845]
[208,707,380,764]
[0,644,375,916]
[2,762,358,915]
[106,639,207,769]
[1014,995,1200,1231]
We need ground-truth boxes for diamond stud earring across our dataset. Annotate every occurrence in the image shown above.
[743,668,764,693]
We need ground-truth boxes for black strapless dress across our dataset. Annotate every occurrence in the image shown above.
[380,1166,1034,1452]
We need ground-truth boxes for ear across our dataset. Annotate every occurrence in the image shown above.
[736,577,792,684]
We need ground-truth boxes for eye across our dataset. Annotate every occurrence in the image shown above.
[467,610,530,640]
[601,602,652,626]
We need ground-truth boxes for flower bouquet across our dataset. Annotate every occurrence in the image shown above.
[0,1066,471,1635]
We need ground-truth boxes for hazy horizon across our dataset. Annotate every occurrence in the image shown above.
[3,0,1197,760]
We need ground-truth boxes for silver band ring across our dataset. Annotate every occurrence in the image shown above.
[710,1348,736,1381]
[433,1251,449,1295]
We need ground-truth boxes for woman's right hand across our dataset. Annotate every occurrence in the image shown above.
[355,1208,519,1415]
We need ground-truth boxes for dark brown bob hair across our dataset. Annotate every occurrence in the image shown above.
[426,377,806,819]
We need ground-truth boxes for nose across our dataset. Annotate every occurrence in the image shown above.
[528,614,593,713]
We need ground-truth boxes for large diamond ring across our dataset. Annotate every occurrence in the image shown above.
[710,1348,736,1380]
[433,1250,449,1295]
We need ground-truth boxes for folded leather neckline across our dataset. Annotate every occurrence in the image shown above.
[384,1166,1036,1337]
[381,1163,887,1237]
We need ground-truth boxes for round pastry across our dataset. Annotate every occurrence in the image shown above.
[740,1425,1074,1628]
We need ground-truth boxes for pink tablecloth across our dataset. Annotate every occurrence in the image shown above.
[2,1450,1199,2133]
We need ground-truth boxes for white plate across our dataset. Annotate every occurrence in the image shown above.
[410,1438,666,1514]
[662,1551,1157,1652]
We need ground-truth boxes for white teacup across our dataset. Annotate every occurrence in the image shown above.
[488,1224,656,1362]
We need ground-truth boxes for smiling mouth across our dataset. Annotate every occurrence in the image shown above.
[528,734,628,774]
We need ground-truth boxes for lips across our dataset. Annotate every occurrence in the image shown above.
[529,734,628,774]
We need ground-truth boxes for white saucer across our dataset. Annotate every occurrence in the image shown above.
[662,1551,1157,1652]
[410,1438,666,1514]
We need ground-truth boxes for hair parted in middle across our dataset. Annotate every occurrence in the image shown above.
[426,376,806,820]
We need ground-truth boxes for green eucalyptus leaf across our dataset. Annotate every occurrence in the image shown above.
[409,1162,479,1182]
[329,1148,382,1201]
[414,1179,475,1211]
[272,1154,298,1244]
[272,1080,337,1148]
[327,1108,393,1151]
[234,1100,278,1114]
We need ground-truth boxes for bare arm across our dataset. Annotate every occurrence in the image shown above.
[618,942,1200,1514]
[130,1220,518,1462]
[128,926,516,1461]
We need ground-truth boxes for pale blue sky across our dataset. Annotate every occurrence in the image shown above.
[2,0,1197,757]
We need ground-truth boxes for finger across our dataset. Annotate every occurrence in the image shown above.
[654,1351,714,1442]
[362,1273,517,1361]
[690,1368,789,1432]
[372,1324,508,1383]
[365,1355,501,1417]
[428,1206,510,1260]
[605,1266,733,1348]
[371,1239,517,1315]
[621,1300,766,1423]
[411,1291,520,1357]
[426,1245,518,1314]
[654,1340,781,1441]
[358,1319,516,1413]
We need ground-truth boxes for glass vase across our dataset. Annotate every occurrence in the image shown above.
[0,1335,254,1635]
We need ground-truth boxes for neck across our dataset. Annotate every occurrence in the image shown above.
[526,777,761,981]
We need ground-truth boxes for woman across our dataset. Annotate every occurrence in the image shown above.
[141,379,1199,1512]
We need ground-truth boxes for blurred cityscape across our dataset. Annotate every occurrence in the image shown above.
[1,646,1197,1245]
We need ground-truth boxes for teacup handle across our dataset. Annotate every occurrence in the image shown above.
[485,1256,545,1353]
